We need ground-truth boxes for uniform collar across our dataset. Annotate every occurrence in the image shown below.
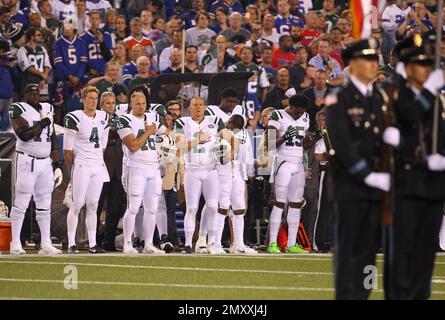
[350,75,373,97]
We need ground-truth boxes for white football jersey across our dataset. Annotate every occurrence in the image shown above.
[9,102,55,158]
[63,110,109,165]
[205,104,247,124]
[174,115,225,170]
[268,109,310,163]
[85,0,111,16]
[382,4,411,31]
[115,103,166,117]
[117,112,166,168]
[50,0,76,21]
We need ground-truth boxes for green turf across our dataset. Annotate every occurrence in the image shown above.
[0,253,444,300]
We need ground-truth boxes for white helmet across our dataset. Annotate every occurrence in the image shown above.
[211,138,232,165]
[156,135,177,163]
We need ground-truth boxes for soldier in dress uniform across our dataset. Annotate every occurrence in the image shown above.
[326,38,392,300]
[383,33,445,300]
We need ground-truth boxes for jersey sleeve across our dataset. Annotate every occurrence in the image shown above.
[116,115,133,139]
[8,103,26,119]
[63,112,80,132]
[216,117,225,132]
[42,47,52,70]
[53,41,70,79]
[17,47,31,72]
[268,110,282,130]
[173,118,185,135]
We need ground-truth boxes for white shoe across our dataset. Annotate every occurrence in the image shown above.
[440,242,445,251]
[123,244,139,254]
[207,243,226,255]
[229,244,258,255]
[143,244,165,254]
[39,245,62,255]
[10,241,26,256]
[195,236,207,253]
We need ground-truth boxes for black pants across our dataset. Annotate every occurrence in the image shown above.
[96,179,125,248]
[386,196,443,300]
[334,199,380,300]
[164,189,180,245]
[313,166,334,251]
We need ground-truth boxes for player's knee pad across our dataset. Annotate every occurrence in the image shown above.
[71,201,85,214]
[33,192,51,211]
[274,184,288,203]
[13,191,33,211]
[205,199,218,212]
[85,201,99,215]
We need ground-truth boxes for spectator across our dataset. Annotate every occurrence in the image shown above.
[124,0,151,20]
[124,17,155,55]
[75,0,89,34]
[302,69,332,131]
[296,64,316,92]
[288,46,309,87]
[261,13,280,47]
[300,10,320,46]
[381,0,411,58]
[335,17,354,43]
[308,38,343,86]
[111,41,130,68]
[211,34,238,71]
[243,4,260,30]
[290,24,302,48]
[4,0,28,29]
[184,45,199,73]
[102,8,118,33]
[380,48,397,77]
[209,0,245,20]
[0,39,14,131]
[155,19,178,59]
[275,0,304,35]
[374,70,389,83]
[186,11,216,49]
[87,61,128,97]
[122,44,151,86]
[319,0,339,26]
[140,9,154,37]
[263,68,294,109]
[37,0,61,37]
[260,45,277,87]
[245,20,273,61]
[27,11,56,63]
[210,7,229,34]
[330,26,346,56]
[159,29,184,72]
[397,1,432,37]
[114,15,129,42]
[0,6,13,37]
[85,0,112,18]
[219,12,250,47]
[127,56,155,91]
[17,27,52,98]
[227,46,269,129]
[162,48,184,74]
[272,35,297,69]
[81,10,114,76]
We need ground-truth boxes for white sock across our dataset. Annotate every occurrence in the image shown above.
[287,207,301,247]
[86,207,97,248]
[184,208,197,247]
[123,209,136,246]
[10,206,26,243]
[215,213,226,246]
[199,205,208,238]
[440,217,445,243]
[232,214,245,246]
[134,207,144,239]
[206,206,218,245]
[269,206,284,245]
[67,205,80,247]
[35,209,51,247]
[156,211,168,237]
[143,212,156,246]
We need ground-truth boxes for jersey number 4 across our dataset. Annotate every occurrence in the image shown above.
[89,127,100,148]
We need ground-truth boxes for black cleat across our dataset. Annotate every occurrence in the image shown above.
[182,245,192,254]
[88,245,107,254]
[67,245,80,254]
[160,234,174,253]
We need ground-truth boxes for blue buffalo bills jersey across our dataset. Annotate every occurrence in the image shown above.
[80,31,115,75]
[275,14,304,35]
[242,82,262,120]
[53,35,88,81]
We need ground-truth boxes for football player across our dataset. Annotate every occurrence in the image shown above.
[117,92,174,254]
[63,86,110,254]
[264,94,311,254]
[174,96,234,254]
[8,84,63,255]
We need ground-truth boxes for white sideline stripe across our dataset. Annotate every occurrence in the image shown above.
[0,260,333,276]
[0,277,336,292]
[0,278,445,296]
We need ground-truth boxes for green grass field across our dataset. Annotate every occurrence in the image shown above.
[0,252,444,300]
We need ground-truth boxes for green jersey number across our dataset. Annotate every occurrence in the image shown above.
[137,129,156,151]
[32,121,51,142]
[285,126,305,147]
[89,127,100,148]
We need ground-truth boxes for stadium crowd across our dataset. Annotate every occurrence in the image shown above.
[0,0,444,255]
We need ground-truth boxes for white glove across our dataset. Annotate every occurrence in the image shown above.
[427,153,445,171]
[423,69,445,95]
[54,168,63,188]
[285,88,297,98]
[40,110,54,124]
[364,172,390,192]
[383,127,400,147]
